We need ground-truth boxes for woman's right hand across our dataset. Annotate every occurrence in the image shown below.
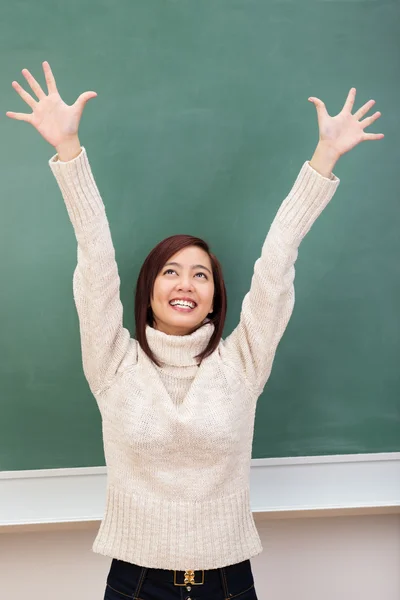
[6,61,97,161]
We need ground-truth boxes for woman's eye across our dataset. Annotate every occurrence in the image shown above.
[163,269,207,279]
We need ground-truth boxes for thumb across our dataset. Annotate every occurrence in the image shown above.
[73,91,97,114]
[308,97,328,121]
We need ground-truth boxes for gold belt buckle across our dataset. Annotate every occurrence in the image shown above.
[173,569,205,586]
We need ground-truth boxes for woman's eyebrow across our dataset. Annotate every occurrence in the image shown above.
[165,261,212,275]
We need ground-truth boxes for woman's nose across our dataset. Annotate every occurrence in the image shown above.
[177,276,193,291]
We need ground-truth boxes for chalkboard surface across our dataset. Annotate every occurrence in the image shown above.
[1,0,399,470]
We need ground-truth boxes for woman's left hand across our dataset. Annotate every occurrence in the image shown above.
[309,88,384,158]
[308,88,384,177]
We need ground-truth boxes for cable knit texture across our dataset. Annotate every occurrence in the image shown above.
[49,148,339,570]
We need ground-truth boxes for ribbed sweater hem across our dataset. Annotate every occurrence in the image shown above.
[92,484,263,570]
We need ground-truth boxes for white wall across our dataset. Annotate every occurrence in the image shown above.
[1,515,399,600]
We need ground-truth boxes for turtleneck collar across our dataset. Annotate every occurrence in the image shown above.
[145,323,214,367]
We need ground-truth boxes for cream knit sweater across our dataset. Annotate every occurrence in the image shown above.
[49,149,339,570]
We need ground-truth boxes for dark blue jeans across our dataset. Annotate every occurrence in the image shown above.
[104,557,258,600]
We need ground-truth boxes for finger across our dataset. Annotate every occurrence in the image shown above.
[21,68,46,99]
[354,99,375,121]
[11,81,37,109]
[360,111,381,129]
[308,97,329,120]
[42,61,58,94]
[363,133,384,141]
[73,91,97,113]
[342,87,356,113]
[6,111,32,122]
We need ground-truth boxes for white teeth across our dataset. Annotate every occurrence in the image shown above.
[170,300,196,309]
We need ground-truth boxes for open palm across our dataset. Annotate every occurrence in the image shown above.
[6,61,97,148]
[309,88,384,157]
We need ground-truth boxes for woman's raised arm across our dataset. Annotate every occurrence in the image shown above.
[222,89,383,396]
[7,62,134,396]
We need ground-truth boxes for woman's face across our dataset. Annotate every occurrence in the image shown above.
[151,245,215,336]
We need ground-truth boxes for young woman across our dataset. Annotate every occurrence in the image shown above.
[7,62,383,600]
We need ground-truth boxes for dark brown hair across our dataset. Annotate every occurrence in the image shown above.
[134,234,227,365]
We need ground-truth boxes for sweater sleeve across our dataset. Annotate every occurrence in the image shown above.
[49,148,133,395]
[221,161,340,395]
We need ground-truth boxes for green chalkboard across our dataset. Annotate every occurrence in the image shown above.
[1,0,399,471]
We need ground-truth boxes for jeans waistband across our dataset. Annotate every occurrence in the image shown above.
[108,558,255,599]
[136,564,216,584]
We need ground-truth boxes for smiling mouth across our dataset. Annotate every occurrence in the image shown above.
[169,299,197,311]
